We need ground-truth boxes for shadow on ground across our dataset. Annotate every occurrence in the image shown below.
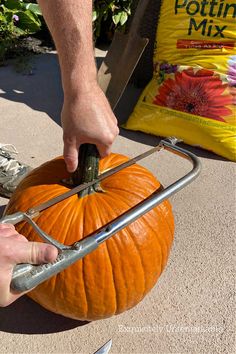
[0,53,63,126]
[0,296,88,334]
[0,53,104,127]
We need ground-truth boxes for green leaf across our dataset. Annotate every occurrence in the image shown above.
[126,7,131,16]
[119,11,128,26]
[0,4,13,14]
[92,10,97,22]
[112,12,121,25]
[0,13,6,21]
[4,10,15,23]
[4,0,23,10]
[22,3,42,16]
[15,9,41,33]
[13,25,26,35]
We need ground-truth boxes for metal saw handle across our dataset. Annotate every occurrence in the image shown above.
[11,237,99,292]
[1,139,201,292]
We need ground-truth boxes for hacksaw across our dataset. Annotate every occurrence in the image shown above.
[0,138,201,292]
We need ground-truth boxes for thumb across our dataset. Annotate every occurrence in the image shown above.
[13,242,58,265]
[63,140,79,173]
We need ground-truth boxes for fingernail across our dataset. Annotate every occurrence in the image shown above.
[44,246,58,263]
[67,163,76,173]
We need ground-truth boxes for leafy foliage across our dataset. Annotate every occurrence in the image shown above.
[93,0,133,40]
[0,0,42,62]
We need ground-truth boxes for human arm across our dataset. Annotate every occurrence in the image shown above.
[37,0,119,172]
[0,224,58,307]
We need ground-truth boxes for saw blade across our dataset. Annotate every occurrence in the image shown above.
[27,143,163,216]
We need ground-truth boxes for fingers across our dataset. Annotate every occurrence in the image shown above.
[0,229,58,265]
[63,138,79,173]
[0,223,16,235]
[25,242,58,264]
[63,123,119,169]
[0,226,58,307]
[96,142,112,159]
[63,136,115,171]
[96,126,119,158]
[61,85,120,173]
[7,241,58,265]
[0,224,27,242]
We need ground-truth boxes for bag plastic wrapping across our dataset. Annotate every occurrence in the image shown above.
[124,0,236,160]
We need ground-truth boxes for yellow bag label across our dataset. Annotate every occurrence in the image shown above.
[125,0,236,161]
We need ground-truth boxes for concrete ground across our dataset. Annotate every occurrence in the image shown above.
[0,50,235,354]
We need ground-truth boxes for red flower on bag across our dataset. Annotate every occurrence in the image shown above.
[153,68,232,122]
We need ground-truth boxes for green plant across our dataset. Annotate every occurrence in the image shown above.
[0,0,134,64]
[93,0,133,41]
[0,0,42,63]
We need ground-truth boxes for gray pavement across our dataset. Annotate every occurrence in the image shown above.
[0,51,235,354]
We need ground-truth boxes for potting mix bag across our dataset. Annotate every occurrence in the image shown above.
[124,0,236,160]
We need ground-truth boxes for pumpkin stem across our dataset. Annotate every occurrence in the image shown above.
[72,144,101,196]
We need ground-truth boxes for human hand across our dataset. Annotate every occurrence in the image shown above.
[0,223,58,307]
[61,83,119,172]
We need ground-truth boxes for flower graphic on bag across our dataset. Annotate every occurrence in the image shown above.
[153,68,232,122]
[227,56,236,105]
[227,56,236,87]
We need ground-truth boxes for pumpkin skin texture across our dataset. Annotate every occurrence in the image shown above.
[5,153,174,320]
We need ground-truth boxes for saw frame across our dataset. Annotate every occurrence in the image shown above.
[0,138,201,292]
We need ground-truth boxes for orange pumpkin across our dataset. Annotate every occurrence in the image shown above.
[5,147,174,320]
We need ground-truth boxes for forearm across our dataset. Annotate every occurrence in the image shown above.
[38,0,119,172]
[37,0,97,98]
